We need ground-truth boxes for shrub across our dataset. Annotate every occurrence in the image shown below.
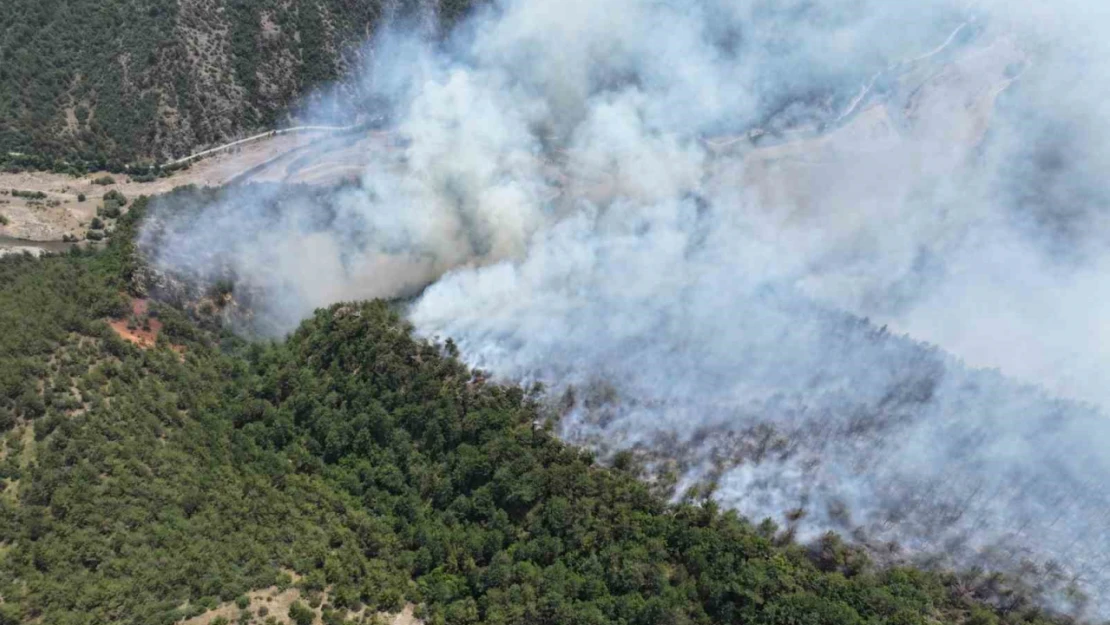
[85,230,104,242]
[103,189,128,206]
[11,189,46,199]
[306,590,322,608]
[77,193,86,202]
[92,175,115,185]
[89,217,104,230]
[99,200,121,219]
[235,595,249,609]
[288,601,314,625]
[208,279,234,306]
[0,604,21,625]
[0,215,7,226]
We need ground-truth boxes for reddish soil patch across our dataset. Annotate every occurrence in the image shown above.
[108,319,162,348]
[108,298,184,354]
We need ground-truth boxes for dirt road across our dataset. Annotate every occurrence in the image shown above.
[0,129,371,243]
[0,30,1022,249]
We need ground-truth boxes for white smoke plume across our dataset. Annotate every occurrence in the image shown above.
[142,0,1110,615]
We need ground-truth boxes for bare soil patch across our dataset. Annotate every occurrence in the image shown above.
[0,130,356,242]
[177,580,420,625]
[108,298,185,354]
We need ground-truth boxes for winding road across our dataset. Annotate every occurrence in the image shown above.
[167,125,362,166]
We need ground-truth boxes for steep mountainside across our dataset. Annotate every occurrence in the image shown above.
[0,0,472,172]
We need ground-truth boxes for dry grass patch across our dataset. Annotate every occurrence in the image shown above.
[177,576,420,625]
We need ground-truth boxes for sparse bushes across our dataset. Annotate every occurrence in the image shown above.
[10,189,46,199]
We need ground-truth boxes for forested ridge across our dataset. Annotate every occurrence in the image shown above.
[0,0,475,173]
[0,200,1075,624]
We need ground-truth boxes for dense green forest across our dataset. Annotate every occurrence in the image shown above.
[0,0,476,173]
[0,200,1074,625]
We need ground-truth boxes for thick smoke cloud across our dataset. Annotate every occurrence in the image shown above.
[143,0,1110,615]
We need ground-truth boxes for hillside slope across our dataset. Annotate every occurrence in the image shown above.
[0,0,471,171]
[0,201,1072,625]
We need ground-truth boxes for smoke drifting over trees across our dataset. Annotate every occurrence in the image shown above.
[143,0,1110,615]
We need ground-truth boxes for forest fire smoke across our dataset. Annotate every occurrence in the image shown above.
[143,0,1110,615]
